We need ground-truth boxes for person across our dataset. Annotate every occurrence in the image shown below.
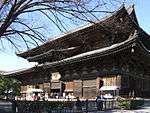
[85,99,88,112]
[75,97,82,112]
[11,99,18,113]
[33,94,37,101]
[45,93,49,101]
[96,94,103,111]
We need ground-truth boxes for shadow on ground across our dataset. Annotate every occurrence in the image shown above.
[0,108,12,113]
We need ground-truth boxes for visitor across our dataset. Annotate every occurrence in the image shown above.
[11,99,17,113]
[33,94,37,101]
[75,97,82,112]
[96,94,103,111]
[85,99,88,112]
[45,93,49,101]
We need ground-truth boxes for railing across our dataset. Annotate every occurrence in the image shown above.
[15,99,118,113]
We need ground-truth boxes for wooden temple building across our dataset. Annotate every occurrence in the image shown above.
[6,5,150,98]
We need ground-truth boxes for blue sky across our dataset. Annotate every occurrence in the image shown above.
[0,0,150,71]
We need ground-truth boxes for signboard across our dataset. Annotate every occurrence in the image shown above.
[51,72,61,81]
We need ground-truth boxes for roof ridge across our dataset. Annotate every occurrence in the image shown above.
[47,5,126,42]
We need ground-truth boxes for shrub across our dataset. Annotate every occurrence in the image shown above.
[117,96,144,110]
[130,99,144,109]
[117,97,131,109]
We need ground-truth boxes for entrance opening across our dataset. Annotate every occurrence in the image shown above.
[99,80,104,89]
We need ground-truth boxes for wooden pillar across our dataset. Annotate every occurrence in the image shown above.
[116,75,121,87]
[60,81,63,97]
[96,77,100,95]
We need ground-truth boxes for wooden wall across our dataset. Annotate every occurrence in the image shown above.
[73,80,82,98]
[83,79,97,98]
[64,75,122,98]
[65,82,73,91]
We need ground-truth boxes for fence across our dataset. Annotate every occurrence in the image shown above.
[15,99,118,113]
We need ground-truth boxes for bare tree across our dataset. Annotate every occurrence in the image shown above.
[0,0,129,51]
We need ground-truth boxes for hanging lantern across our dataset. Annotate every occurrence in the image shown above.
[131,48,134,53]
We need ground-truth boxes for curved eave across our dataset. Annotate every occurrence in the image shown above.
[3,66,37,77]
[27,49,54,62]
[126,5,150,46]
[42,35,137,69]
[17,5,136,59]
[137,38,150,57]
[127,4,139,26]
[27,46,80,62]
[16,42,50,58]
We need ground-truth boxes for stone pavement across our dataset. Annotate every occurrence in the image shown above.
[0,99,150,113]
[93,99,150,113]
[0,101,12,113]
[91,105,150,113]
[94,108,150,113]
